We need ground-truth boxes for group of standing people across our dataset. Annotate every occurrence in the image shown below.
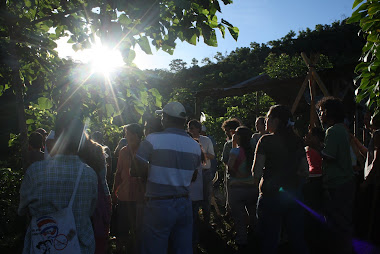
[17,96,380,254]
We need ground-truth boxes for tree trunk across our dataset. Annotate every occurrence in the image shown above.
[9,37,28,171]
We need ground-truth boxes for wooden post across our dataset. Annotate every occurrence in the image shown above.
[301,52,330,96]
[308,75,319,128]
[311,70,330,96]
[291,72,310,114]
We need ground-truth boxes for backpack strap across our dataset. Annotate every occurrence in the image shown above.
[68,163,84,208]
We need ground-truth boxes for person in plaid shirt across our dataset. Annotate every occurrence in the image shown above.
[18,113,98,254]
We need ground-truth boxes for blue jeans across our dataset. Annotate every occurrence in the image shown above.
[140,197,193,254]
[257,190,309,254]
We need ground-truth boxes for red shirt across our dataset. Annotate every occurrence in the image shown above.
[114,145,145,201]
[306,147,322,176]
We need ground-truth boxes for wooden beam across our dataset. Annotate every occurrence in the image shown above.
[291,72,311,114]
[311,69,330,96]
[301,52,329,96]
[308,76,321,128]
[301,52,310,66]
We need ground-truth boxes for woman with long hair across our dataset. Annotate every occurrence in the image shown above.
[112,123,145,254]
[227,126,258,251]
[78,133,112,254]
[252,105,309,254]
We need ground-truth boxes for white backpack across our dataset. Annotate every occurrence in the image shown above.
[29,164,83,254]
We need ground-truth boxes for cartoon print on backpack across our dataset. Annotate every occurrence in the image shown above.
[32,214,76,253]
[33,216,59,253]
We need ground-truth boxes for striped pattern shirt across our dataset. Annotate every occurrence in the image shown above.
[18,155,98,254]
[137,128,201,197]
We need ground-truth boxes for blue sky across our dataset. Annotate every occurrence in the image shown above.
[57,0,355,70]
[133,0,354,70]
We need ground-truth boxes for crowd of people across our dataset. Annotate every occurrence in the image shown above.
[18,97,380,254]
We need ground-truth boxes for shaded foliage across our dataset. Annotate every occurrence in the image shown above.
[348,0,380,110]
[264,53,333,79]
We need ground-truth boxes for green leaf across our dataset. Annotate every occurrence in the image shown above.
[162,44,174,55]
[134,105,144,116]
[204,30,217,47]
[37,97,53,110]
[26,119,34,124]
[188,33,197,45]
[137,36,152,55]
[122,49,136,64]
[353,0,365,9]
[347,10,365,24]
[368,4,380,15]
[149,88,162,107]
[209,15,218,28]
[174,0,191,9]
[221,18,233,27]
[140,91,148,106]
[119,14,132,26]
[228,26,239,41]
[149,88,161,98]
[217,24,225,38]
[24,0,31,8]
[105,104,115,118]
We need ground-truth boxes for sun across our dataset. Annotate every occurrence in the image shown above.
[89,44,124,75]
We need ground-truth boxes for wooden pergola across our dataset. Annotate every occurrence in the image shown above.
[195,58,357,130]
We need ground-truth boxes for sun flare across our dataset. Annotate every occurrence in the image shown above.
[90,44,124,75]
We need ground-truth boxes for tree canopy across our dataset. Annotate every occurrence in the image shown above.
[0,0,239,170]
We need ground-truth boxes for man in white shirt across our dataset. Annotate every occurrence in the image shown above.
[188,119,215,224]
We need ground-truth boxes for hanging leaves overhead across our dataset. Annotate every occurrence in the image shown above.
[348,0,380,109]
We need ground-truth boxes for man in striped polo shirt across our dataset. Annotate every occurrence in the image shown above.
[132,102,201,254]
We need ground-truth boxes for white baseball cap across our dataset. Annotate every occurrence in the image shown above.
[155,102,187,119]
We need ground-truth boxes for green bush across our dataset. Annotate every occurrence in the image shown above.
[0,167,25,252]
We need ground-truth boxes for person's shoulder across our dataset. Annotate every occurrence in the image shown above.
[224,140,232,146]
[145,131,163,141]
[82,162,98,179]
[259,133,273,141]
[252,133,261,138]
[200,135,213,144]
[104,145,111,153]
[25,159,47,175]
[327,124,343,133]
[119,145,129,154]
[200,135,211,141]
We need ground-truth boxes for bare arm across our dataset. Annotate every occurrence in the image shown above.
[350,133,368,157]
[252,153,265,185]
[205,153,215,160]
[227,152,238,173]
[112,148,127,203]
[130,153,149,179]
[297,156,309,178]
